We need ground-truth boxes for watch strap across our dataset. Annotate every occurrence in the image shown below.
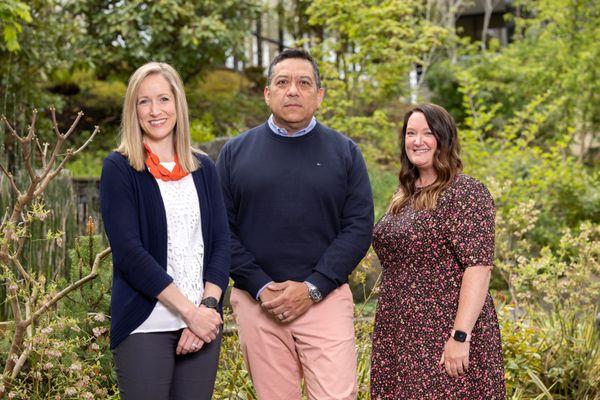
[200,296,219,310]
[304,281,323,303]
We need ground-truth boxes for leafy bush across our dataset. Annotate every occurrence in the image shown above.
[190,114,217,144]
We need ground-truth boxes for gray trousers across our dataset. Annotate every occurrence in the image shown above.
[112,330,222,400]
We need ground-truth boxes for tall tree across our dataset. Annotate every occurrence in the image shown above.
[68,0,260,81]
[459,0,600,156]
[305,0,456,161]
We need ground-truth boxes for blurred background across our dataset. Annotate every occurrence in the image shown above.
[0,0,598,398]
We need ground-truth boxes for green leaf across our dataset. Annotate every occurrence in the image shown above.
[3,24,19,51]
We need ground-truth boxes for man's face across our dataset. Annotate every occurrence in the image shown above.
[264,58,324,134]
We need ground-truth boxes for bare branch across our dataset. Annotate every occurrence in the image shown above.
[34,149,73,197]
[0,206,10,230]
[1,114,24,143]
[24,285,35,339]
[23,247,112,326]
[3,323,25,378]
[35,136,67,189]
[1,110,104,392]
[21,115,39,183]
[63,111,85,140]
[49,106,62,138]
[8,283,21,323]
[14,215,32,260]
[25,109,38,141]
[10,256,33,284]
[72,125,101,156]
[34,137,49,169]
[10,344,32,379]
[22,149,38,183]
[0,164,21,197]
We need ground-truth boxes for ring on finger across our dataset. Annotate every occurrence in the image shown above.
[191,343,198,349]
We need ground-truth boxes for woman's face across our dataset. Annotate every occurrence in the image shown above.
[404,112,437,172]
[136,73,177,145]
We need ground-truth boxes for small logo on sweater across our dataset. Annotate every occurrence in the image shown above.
[316,162,322,167]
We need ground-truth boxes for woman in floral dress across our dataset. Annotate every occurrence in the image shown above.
[370,103,505,399]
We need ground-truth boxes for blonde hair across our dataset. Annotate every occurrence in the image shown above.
[389,103,462,212]
[117,62,200,172]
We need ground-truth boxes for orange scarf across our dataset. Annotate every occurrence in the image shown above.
[144,144,189,181]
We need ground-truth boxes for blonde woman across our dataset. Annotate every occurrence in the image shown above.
[100,62,230,400]
[370,104,505,399]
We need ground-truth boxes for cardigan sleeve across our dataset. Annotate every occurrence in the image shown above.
[100,154,173,298]
[199,155,231,294]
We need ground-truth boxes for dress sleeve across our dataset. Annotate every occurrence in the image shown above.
[445,177,496,269]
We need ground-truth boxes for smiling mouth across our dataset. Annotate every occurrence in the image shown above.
[412,149,430,153]
[284,104,302,108]
[149,119,167,126]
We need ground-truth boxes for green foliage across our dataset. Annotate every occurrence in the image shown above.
[508,222,599,312]
[3,314,115,399]
[455,0,600,156]
[214,319,256,399]
[499,306,600,399]
[368,164,397,221]
[0,232,114,398]
[457,87,600,399]
[187,69,269,137]
[2,0,598,397]
[65,150,105,178]
[1,0,260,150]
[0,0,85,117]
[424,59,466,123]
[0,171,78,320]
[355,319,374,398]
[75,72,127,114]
[66,0,260,81]
[305,0,456,164]
[459,83,599,253]
[536,310,600,398]
[499,305,545,396]
[0,0,31,52]
[190,114,216,144]
[63,234,112,314]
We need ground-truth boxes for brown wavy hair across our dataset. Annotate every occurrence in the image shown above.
[388,103,463,213]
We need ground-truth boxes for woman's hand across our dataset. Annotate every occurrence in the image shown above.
[157,284,222,343]
[176,328,204,355]
[438,337,470,377]
[184,305,222,343]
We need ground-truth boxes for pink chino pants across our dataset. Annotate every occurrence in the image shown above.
[230,284,358,400]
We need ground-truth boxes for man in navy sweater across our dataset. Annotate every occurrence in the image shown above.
[216,48,373,400]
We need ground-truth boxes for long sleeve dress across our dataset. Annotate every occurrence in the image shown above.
[370,174,505,399]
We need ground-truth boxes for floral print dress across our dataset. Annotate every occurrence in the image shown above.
[370,174,505,399]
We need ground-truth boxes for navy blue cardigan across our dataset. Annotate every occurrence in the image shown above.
[100,151,230,349]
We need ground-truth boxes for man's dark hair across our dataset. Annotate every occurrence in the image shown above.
[267,48,321,88]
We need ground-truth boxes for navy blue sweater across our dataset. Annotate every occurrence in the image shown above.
[216,122,374,299]
[100,152,230,349]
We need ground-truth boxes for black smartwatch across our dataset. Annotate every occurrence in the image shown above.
[451,329,471,343]
[200,296,218,310]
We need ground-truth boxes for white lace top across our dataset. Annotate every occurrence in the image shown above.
[132,162,204,333]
